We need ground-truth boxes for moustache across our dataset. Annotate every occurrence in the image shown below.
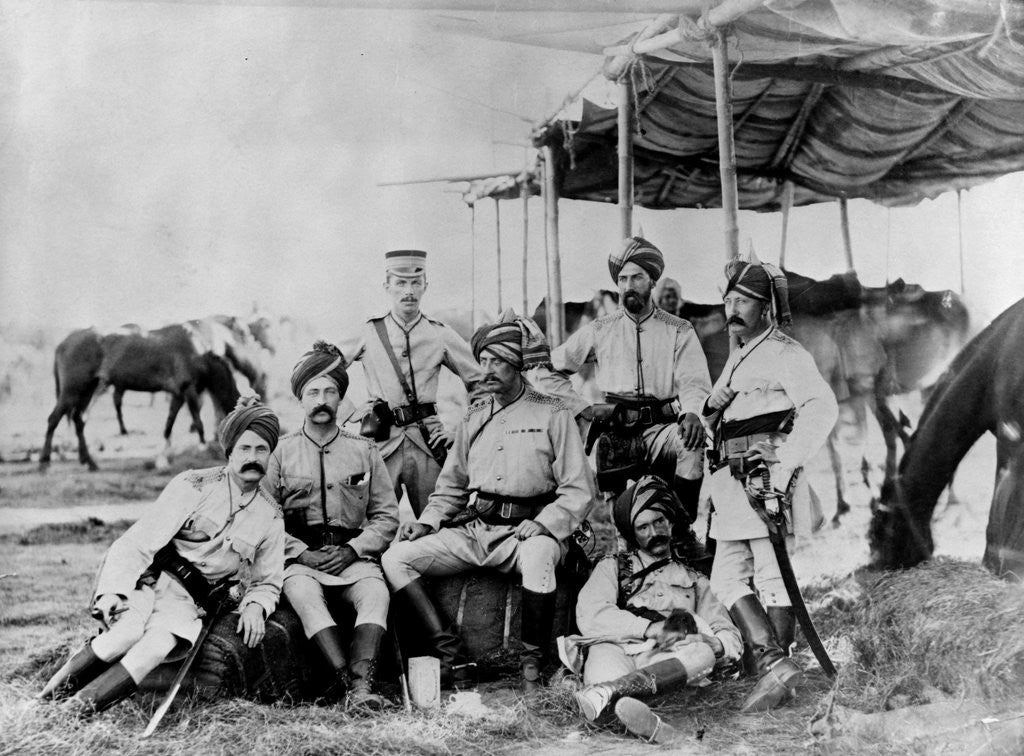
[646,535,670,549]
[311,404,336,417]
[240,461,266,474]
[727,315,747,326]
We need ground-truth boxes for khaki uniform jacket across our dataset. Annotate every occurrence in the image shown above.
[339,312,482,458]
[418,388,595,541]
[94,467,285,620]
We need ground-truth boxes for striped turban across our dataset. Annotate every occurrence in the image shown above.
[613,475,682,550]
[471,309,551,371]
[218,395,280,458]
[724,256,792,326]
[608,236,665,284]
[290,341,349,399]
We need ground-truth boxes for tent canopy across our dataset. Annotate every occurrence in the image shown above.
[434,0,1024,210]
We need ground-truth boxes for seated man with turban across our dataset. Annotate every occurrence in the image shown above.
[382,312,595,698]
[701,253,837,712]
[263,342,399,711]
[40,397,285,718]
[565,475,741,743]
[532,237,712,526]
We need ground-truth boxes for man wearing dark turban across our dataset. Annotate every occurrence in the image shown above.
[339,249,482,519]
[40,397,285,719]
[533,236,712,525]
[383,314,594,699]
[264,342,399,711]
[699,252,837,712]
[562,475,740,742]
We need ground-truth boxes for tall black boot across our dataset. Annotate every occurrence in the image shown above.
[310,625,349,699]
[67,662,137,717]
[728,594,802,712]
[520,588,556,700]
[38,644,110,700]
[394,579,472,689]
[767,605,796,656]
[347,624,385,712]
[574,649,714,722]
[672,475,703,526]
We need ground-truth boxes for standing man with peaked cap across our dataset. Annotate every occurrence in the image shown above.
[339,249,481,518]
[263,342,399,711]
[533,237,712,523]
[382,312,595,697]
[701,254,837,712]
[39,397,285,716]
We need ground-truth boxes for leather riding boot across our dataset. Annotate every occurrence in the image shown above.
[672,476,703,526]
[615,697,681,744]
[347,624,386,712]
[394,580,472,689]
[574,649,713,722]
[728,595,802,712]
[38,644,110,700]
[310,625,350,698]
[520,589,556,700]
[767,605,796,656]
[66,662,137,717]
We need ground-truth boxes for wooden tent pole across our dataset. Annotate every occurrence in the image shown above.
[957,189,965,295]
[711,29,740,260]
[839,197,854,270]
[470,203,477,332]
[522,169,530,315]
[618,73,634,239]
[494,197,503,312]
[541,145,564,346]
[779,180,793,268]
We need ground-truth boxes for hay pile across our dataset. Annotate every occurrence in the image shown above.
[850,557,1024,704]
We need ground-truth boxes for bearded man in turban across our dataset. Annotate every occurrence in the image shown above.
[40,397,285,718]
[382,312,595,698]
[532,237,711,526]
[700,254,837,712]
[563,475,741,742]
[263,342,399,711]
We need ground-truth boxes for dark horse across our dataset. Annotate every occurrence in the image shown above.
[40,326,240,471]
[870,297,1024,581]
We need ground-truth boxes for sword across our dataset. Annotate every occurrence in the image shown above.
[141,589,232,738]
[748,466,837,678]
[389,625,412,713]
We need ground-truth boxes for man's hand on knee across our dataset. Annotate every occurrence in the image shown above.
[399,522,435,542]
[236,604,266,648]
[513,519,551,541]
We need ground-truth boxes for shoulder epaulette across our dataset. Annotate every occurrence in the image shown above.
[652,308,695,332]
[184,466,226,491]
[421,313,446,327]
[255,485,283,517]
[768,328,799,346]
[278,429,303,442]
[336,428,375,447]
[465,397,493,420]
[524,388,569,411]
[591,310,623,332]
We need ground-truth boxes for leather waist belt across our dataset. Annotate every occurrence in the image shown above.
[720,409,794,441]
[151,544,216,611]
[710,408,794,476]
[474,490,557,525]
[283,517,363,551]
[392,402,437,427]
[602,393,678,428]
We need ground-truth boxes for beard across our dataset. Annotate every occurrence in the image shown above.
[623,291,647,314]
[240,461,265,475]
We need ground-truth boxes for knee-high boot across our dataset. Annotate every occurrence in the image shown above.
[347,624,385,711]
[66,662,137,717]
[672,476,703,525]
[767,605,796,656]
[519,589,556,698]
[728,594,802,712]
[393,579,472,689]
[574,646,715,722]
[38,644,110,700]
[310,625,349,699]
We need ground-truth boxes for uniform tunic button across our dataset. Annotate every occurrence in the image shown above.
[497,446,504,451]
[656,591,663,597]
[496,475,502,481]
[200,561,207,566]
[327,484,334,490]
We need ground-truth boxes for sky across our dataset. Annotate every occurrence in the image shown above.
[2,0,1023,341]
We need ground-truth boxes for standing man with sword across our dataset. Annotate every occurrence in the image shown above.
[38,397,285,725]
[700,254,838,712]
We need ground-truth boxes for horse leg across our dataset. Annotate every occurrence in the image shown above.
[158,392,186,471]
[71,406,98,472]
[184,386,205,444]
[113,387,128,435]
[40,403,67,471]
[828,431,849,526]
[984,444,1024,580]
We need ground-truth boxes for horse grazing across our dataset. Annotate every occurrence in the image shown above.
[40,326,240,471]
[185,314,275,399]
[870,297,1024,581]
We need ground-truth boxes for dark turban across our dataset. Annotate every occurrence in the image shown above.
[724,256,792,326]
[290,341,349,399]
[612,475,682,550]
[608,236,665,284]
[471,309,551,371]
[218,395,280,458]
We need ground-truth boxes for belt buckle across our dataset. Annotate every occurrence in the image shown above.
[639,406,653,425]
[393,406,408,425]
[500,501,512,519]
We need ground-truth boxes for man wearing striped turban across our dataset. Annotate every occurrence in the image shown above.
[567,475,741,742]
[40,397,285,718]
[339,249,482,520]
[382,311,594,699]
[700,253,837,712]
[264,342,399,711]
[533,237,712,525]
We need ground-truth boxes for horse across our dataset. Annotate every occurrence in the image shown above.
[40,326,240,471]
[185,314,274,399]
[870,297,1024,581]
